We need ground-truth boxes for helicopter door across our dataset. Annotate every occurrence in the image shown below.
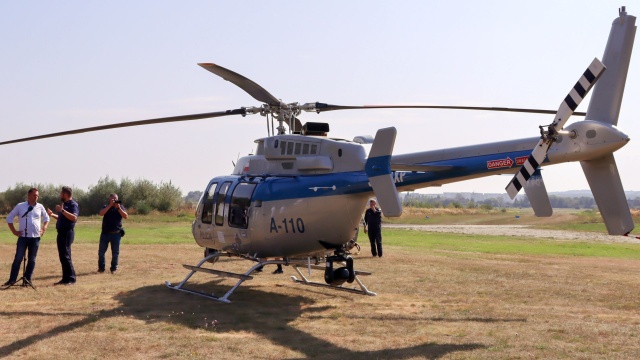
[200,182,218,224]
[228,182,257,228]
[214,181,232,226]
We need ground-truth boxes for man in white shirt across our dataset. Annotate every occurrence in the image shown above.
[3,187,50,286]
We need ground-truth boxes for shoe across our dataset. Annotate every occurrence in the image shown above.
[272,269,283,274]
[110,270,117,274]
[54,280,74,286]
[2,280,16,287]
[98,269,105,273]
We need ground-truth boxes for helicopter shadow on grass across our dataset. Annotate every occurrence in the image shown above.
[0,281,487,359]
[113,281,487,359]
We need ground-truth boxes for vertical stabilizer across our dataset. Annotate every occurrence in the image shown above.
[586,8,636,125]
[581,8,636,235]
[523,170,553,217]
[581,154,634,235]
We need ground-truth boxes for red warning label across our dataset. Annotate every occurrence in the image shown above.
[515,156,528,165]
[487,157,513,169]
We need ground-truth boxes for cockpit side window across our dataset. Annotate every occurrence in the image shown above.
[201,182,218,224]
[228,182,257,229]
[215,182,232,226]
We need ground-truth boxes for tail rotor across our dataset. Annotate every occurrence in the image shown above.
[505,58,606,199]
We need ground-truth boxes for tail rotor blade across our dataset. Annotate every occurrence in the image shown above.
[505,139,550,199]
[505,58,606,199]
[550,58,606,130]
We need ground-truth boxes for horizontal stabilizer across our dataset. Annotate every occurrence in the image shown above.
[581,154,634,235]
[523,170,553,217]
[366,127,402,217]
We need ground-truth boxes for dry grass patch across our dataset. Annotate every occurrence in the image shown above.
[0,240,640,359]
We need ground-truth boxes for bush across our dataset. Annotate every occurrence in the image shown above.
[135,202,152,215]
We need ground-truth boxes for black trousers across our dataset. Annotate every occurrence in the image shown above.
[368,229,383,257]
[56,228,76,283]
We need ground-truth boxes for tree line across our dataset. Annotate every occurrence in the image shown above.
[0,177,185,216]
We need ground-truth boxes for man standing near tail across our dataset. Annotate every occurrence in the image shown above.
[363,199,383,257]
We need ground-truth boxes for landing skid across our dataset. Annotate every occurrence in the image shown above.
[291,264,377,296]
[166,252,376,302]
[165,252,261,303]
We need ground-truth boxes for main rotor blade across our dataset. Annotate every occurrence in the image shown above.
[309,103,587,116]
[0,108,247,146]
[199,63,281,106]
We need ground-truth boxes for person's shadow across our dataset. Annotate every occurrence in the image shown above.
[0,281,489,359]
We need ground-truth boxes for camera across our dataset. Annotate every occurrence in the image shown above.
[114,200,122,204]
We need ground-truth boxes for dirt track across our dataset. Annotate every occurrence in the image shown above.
[385,224,640,244]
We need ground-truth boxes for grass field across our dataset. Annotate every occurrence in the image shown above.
[1,210,640,359]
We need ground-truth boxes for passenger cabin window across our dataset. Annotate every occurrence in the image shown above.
[228,182,257,228]
[215,182,232,226]
[201,182,218,224]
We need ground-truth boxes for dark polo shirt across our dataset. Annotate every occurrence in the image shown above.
[56,199,79,230]
[101,205,126,233]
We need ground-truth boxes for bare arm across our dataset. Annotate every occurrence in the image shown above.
[40,221,49,236]
[48,210,58,220]
[59,208,78,222]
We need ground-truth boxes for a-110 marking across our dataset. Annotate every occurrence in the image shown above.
[270,217,306,234]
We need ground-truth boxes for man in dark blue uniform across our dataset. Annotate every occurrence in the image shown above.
[363,199,383,257]
[98,193,128,274]
[47,186,78,285]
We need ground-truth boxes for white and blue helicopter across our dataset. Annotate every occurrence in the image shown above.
[0,8,636,302]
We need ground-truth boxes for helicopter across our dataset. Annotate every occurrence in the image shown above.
[0,8,636,303]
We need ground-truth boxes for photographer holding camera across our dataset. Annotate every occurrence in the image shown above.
[97,193,128,274]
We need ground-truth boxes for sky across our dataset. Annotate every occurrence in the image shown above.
[1,1,638,196]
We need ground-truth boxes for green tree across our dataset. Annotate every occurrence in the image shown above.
[83,176,120,215]
[155,181,183,212]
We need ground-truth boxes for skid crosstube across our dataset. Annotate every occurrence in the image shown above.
[166,253,376,302]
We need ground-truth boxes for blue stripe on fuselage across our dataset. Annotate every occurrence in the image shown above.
[241,149,544,202]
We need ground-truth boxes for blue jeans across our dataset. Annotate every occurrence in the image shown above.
[56,228,76,283]
[10,237,40,282]
[98,232,121,271]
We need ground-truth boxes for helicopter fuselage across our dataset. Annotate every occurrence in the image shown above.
[192,119,629,259]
